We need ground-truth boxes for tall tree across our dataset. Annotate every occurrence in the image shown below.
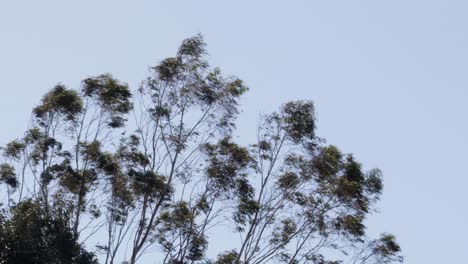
[0,35,402,264]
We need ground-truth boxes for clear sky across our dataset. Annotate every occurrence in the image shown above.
[1,1,467,263]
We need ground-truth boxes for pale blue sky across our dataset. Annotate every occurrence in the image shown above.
[1,1,467,263]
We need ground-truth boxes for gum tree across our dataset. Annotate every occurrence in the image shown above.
[0,35,402,264]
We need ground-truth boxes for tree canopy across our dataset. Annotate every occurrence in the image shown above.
[0,35,402,264]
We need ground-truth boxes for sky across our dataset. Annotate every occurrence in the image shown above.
[0,1,467,263]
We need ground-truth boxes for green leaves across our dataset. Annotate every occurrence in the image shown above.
[227,98,396,264]
[177,34,206,60]
[203,137,252,193]
[155,57,184,83]
[277,171,300,190]
[82,74,133,128]
[144,34,248,144]
[313,145,343,178]
[352,233,403,264]
[0,164,17,188]
[2,140,25,160]
[214,250,240,264]
[0,200,98,264]
[131,170,168,198]
[0,34,401,264]
[281,100,316,144]
[33,84,83,124]
[373,233,402,260]
[334,213,366,240]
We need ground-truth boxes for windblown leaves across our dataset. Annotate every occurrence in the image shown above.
[33,85,83,125]
[82,74,133,128]
[0,200,98,264]
[203,138,252,194]
[0,35,401,264]
[0,164,17,188]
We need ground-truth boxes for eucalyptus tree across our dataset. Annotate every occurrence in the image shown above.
[0,35,402,264]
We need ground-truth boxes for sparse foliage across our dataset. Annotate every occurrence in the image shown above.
[0,35,402,264]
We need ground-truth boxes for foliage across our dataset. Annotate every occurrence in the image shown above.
[0,35,402,264]
[0,200,97,264]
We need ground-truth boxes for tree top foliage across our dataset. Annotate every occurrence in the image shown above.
[0,34,402,264]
